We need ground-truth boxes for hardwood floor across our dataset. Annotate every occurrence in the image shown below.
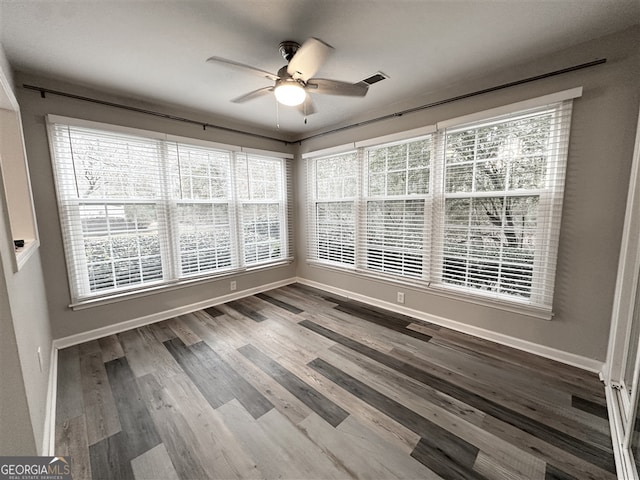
[54,283,615,479]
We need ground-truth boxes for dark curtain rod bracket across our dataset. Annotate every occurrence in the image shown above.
[22,57,605,147]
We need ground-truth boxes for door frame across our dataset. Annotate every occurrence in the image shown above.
[605,104,640,479]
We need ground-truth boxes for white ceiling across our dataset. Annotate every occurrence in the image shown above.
[1,1,638,141]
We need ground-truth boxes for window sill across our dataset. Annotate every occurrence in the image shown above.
[69,259,293,311]
[13,238,39,272]
[306,259,553,321]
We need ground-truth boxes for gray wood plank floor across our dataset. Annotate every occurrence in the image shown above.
[55,283,615,480]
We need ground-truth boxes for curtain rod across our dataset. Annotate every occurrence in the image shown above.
[23,58,605,147]
[21,84,291,145]
[295,58,606,144]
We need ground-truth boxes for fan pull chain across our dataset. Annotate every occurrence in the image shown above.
[276,100,280,129]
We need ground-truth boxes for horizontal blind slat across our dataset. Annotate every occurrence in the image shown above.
[48,120,292,303]
[305,97,574,311]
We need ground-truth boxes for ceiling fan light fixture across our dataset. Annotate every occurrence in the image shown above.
[274,80,306,106]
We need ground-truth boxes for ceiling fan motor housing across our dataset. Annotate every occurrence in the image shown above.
[207,37,369,114]
[279,41,300,62]
[276,65,304,84]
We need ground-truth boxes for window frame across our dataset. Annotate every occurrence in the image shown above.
[305,88,581,319]
[433,102,573,308]
[307,150,359,268]
[171,141,237,279]
[47,115,293,307]
[236,153,290,267]
[360,136,434,279]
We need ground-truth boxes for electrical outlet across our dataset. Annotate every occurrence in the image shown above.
[230,280,237,291]
[37,346,43,373]
[397,292,405,304]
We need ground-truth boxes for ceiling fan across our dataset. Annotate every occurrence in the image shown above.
[206,38,369,115]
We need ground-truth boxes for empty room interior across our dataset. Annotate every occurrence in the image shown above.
[1,1,640,479]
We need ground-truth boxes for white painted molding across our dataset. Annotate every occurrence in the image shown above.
[296,277,603,374]
[53,277,297,350]
[436,87,583,129]
[606,384,639,480]
[300,142,356,159]
[15,239,39,272]
[354,124,437,148]
[0,57,19,110]
[41,344,58,456]
[605,104,640,385]
[47,277,296,452]
[47,271,603,454]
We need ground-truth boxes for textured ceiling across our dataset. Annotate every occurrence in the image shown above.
[1,1,638,141]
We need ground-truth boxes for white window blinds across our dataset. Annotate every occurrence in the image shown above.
[236,153,289,266]
[306,91,577,313]
[170,142,236,276]
[307,151,358,266]
[362,137,433,278]
[48,118,292,304]
[432,102,573,308]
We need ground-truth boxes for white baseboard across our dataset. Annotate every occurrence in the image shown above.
[605,384,635,479]
[296,277,604,374]
[41,343,58,456]
[53,276,297,350]
[45,276,296,456]
[44,275,602,457]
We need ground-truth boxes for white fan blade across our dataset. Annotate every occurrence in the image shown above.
[207,57,279,81]
[287,38,333,82]
[231,86,274,103]
[306,79,368,97]
[296,97,317,116]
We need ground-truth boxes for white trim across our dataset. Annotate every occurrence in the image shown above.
[46,116,293,159]
[0,61,19,110]
[41,345,58,456]
[296,276,603,373]
[436,87,582,130]
[301,143,357,159]
[1,108,41,273]
[606,384,640,480]
[0,153,17,271]
[53,277,297,349]
[240,146,294,159]
[354,125,437,148]
[47,114,169,141]
[46,275,294,455]
[165,133,241,152]
[69,260,292,310]
[15,238,40,271]
[306,260,553,320]
[605,103,640,384]
[303,126,438,159]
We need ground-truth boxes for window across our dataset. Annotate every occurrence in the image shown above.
[432,107,564,301]
[433,105,571,307]
[236,154,288,265]
[307,152,358,266]
[47,117,292,304]
[363,138,432,278]
[171,143,234,276]
[306,90,577,314]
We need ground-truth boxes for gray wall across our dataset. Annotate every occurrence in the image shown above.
[0,42,52,455]
[297,26,640,363]
[0,194,38,456]
[13,26,639,367]
[16,75,297,340]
